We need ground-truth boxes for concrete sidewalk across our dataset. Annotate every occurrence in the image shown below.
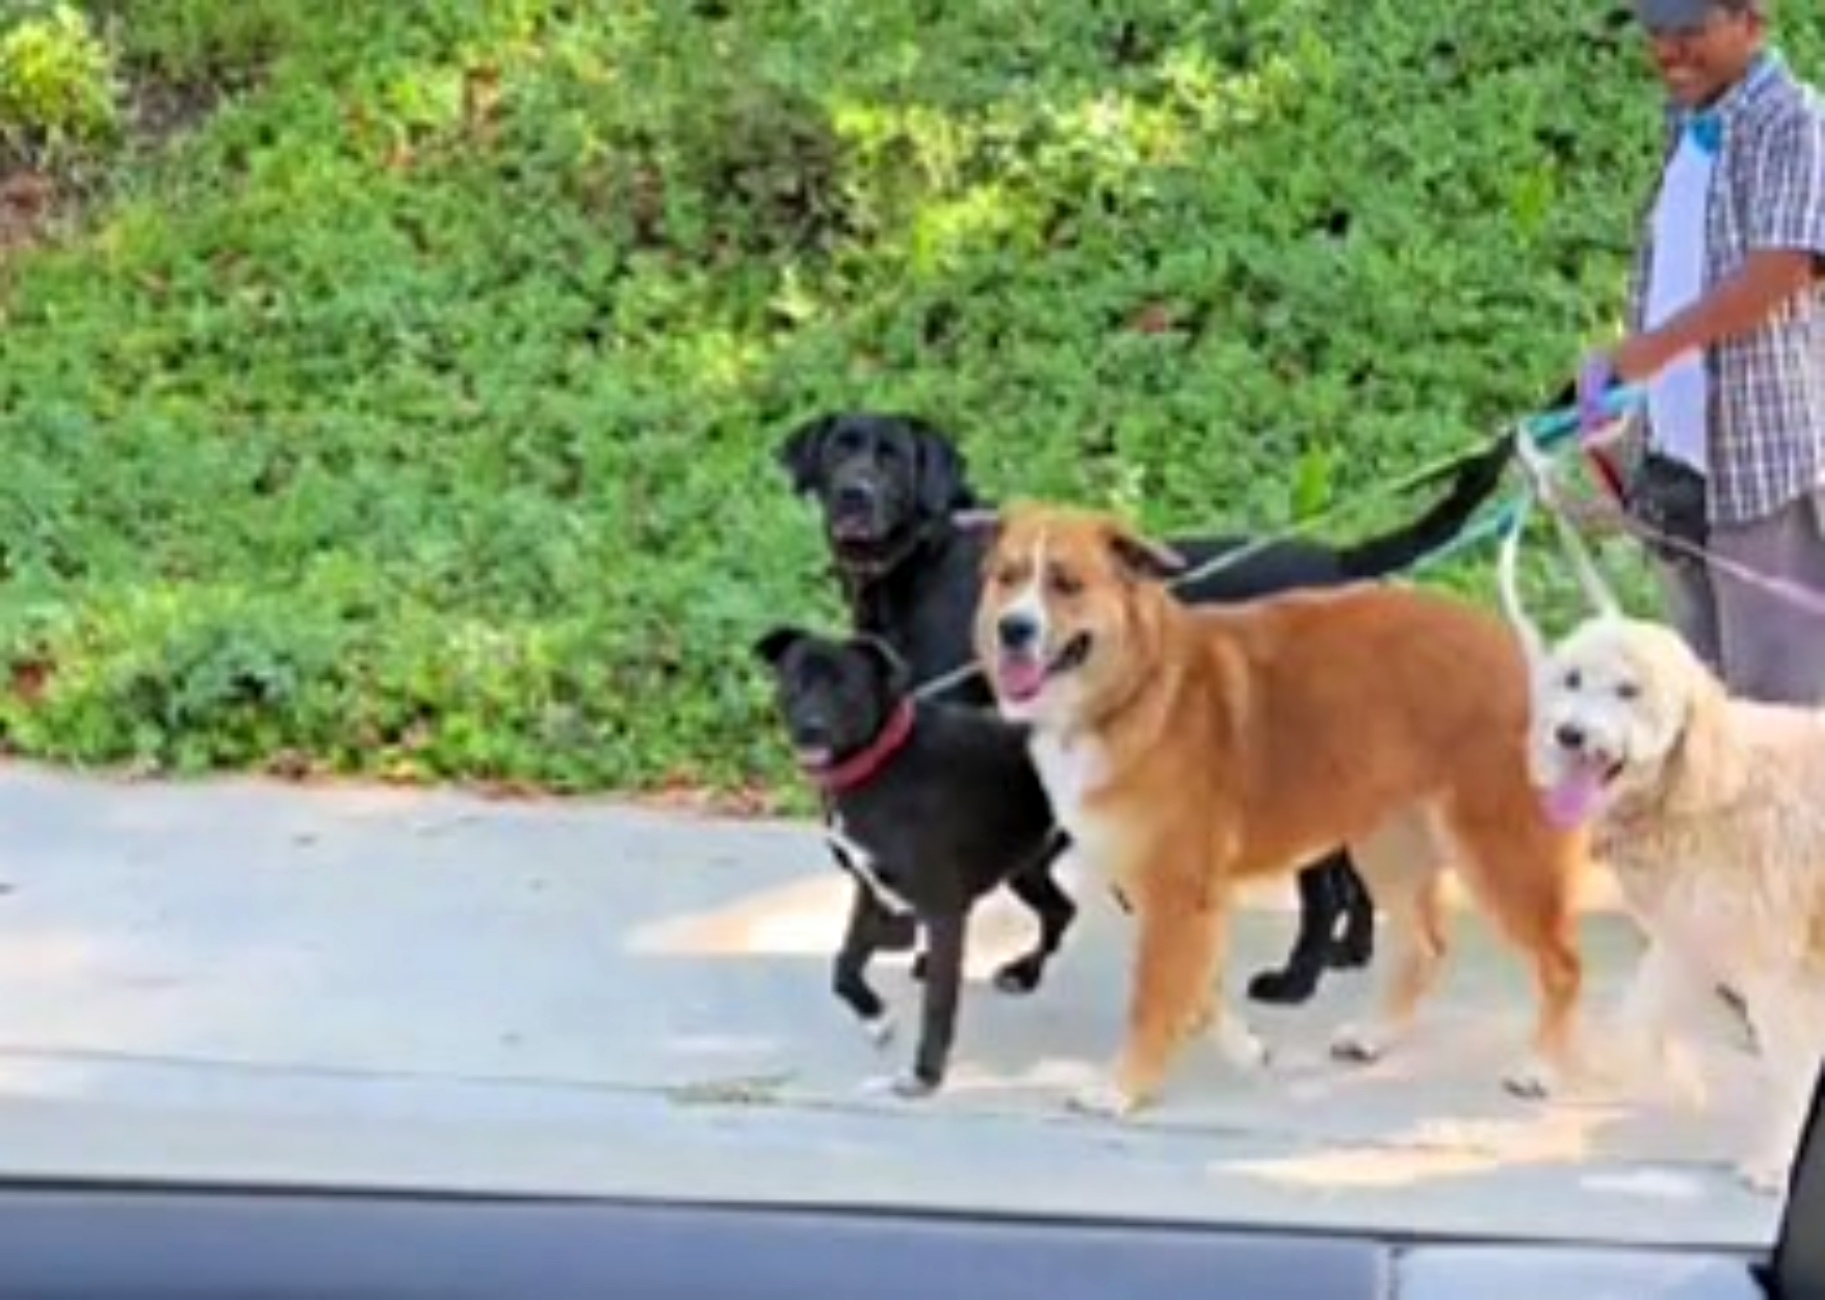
[0,762,1785,1250]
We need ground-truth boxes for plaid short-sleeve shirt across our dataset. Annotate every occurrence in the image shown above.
[1625,50,1825,526]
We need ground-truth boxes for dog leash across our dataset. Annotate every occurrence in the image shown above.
[910,434,1507,700]
[1571,498,1825,620]
[1501,394,1825,625]
[911,388,1644,701]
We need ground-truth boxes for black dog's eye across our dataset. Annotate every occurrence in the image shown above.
[1048,567,1083,597]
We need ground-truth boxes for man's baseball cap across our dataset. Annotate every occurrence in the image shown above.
[1633,0,1764,32]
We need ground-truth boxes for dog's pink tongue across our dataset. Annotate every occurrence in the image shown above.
[1543,769,1604,829]
[999,656,1046,701]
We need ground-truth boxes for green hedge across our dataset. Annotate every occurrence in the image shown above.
[0,1,1818,806]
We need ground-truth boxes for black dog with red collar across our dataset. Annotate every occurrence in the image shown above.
[753,625,1071,1097]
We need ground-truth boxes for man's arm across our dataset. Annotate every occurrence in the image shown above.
[1626,248,1816,368]
[1611,104,1825,382]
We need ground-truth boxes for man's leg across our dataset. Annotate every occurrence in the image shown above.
[1711,491,1825,705]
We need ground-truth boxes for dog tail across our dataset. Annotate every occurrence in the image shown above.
[1335,432,1515,581]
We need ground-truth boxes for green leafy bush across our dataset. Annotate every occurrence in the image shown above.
[0,1,119,167]
[0,0,1817,807]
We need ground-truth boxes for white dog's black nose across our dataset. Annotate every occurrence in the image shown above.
[998,612,1039,652]
[1555,722,1586,751]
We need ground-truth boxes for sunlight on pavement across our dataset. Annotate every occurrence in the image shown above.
[1222,1106,1626,1189]
[627,876,846,957]
[626,873,1080,980]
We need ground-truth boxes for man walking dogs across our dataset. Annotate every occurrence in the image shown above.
[1582,0,1825,704]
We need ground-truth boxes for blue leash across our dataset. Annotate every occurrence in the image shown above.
[1407,384,1644,575]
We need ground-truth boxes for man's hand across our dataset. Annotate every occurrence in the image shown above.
[1576,351,1632,441]
[1607,330,1681,384]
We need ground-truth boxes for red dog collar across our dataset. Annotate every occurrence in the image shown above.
[801,701,915,794]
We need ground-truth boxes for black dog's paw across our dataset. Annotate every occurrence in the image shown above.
[895,1071,939,1099]
[1246,965,1320,1006]
[992,953,1045,995]
[862,1071,939,1100]
[859,1012,895,1049]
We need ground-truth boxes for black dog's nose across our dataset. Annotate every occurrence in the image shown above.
[835,482,875,513]
[1555,722,1585,751]
[997,612,1039,651]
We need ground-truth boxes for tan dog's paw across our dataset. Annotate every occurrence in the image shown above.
[1067,1077,1139,1118]
[1329,1023,1387,1064]
[1502,1056,1559,1101]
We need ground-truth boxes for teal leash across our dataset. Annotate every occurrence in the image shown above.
[1405,383,1643,576]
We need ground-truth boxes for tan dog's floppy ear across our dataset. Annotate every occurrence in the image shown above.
[1106,523,1186,583]
[1660,641,1749,814]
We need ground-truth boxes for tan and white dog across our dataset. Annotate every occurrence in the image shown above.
[968,500,1594,1117]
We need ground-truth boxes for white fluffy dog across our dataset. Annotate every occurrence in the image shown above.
[1528,611,1825,1194]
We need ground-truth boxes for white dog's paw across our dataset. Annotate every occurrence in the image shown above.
[1502,1056,1559,1101]
[1067,1077,1138,1118]
[1216,1018,1271,1071]
[1663,1043,1710,1111]
[859,1012,895,1049]
[1330,1023,1388,1065]
[1735,1154,1790,1196]
[1604,1025,1708,1109]
[1605,1021,1663,1077]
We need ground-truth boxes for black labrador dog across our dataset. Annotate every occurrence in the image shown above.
[776,411,1514,1004]
[753,625,1065,1096]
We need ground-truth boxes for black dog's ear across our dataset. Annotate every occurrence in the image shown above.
[851,633,912,699]
[903,416,978,515]
[751,624,807,669]
[1107,526,1187,584]
[775,416,835,496]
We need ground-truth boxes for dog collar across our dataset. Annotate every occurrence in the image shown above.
[801,701,916,794]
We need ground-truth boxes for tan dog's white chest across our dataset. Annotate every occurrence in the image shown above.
[1029,730,1106,821]
[1029,730,1125,870]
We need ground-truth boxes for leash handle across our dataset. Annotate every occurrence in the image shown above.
[1525,383,1643,505]
[1521,382,1646,451]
